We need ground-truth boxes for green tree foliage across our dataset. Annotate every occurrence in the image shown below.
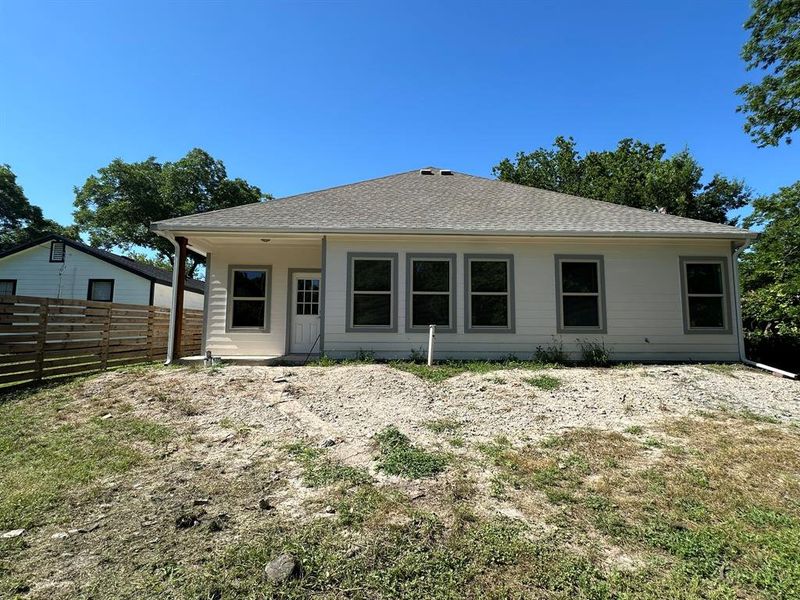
[0,164,77,252]
[493,137,750,225]
[736,0,800,146]
[740,183,800,345]
[73,148,268,278]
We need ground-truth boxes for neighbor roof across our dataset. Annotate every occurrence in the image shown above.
[0,234,205,293]
[152,168,754,240]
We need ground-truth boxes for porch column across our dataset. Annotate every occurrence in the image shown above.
[172,236,188,359]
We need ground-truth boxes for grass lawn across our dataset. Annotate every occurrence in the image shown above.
[1,365,798,599]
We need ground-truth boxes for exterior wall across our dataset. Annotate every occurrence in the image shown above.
[322,235,741,362]
[0,242,151,305]
[152,282,205,310]
[203,241,322,356]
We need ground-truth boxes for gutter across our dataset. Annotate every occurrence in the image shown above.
[731,241,796,379]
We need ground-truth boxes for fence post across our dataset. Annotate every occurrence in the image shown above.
[100,304,112,371]
[33,298,50,382]
[146,307,156,361]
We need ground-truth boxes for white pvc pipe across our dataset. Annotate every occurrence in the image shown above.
[732,241,796,379]
[427,324,436,366]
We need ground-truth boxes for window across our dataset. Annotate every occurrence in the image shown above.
[465,255,514,332]
[228,266,271,330]
[0,279,16,296]
[296,278,320,315]
[50,241,65,262]
[346,253,397,331]
[87,279,114,302]
[406,254,456,332]
[680,257,730,333]
[555,255,606,333]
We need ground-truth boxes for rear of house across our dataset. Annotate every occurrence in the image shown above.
[152,167,754,362]
[0,234,204,308]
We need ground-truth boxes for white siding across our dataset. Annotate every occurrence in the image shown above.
[0,242,151,304]
[152,282,205,310]
[203,242,322,356]
[322,235,740,362]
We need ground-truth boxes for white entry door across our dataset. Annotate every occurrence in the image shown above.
[290,272,321,354]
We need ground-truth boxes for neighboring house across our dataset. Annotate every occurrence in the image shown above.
[152,167,756,362]
[0,234,205,309]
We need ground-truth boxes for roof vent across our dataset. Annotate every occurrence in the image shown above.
[420,168,434,175]
[440,169,453,175]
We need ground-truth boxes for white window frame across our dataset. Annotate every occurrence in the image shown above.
[226,265,272,332]
[405,253,456,333]
[679,257,732,334]
[346,253,397,332]
[555,255,607,334]
[464,254,515,333]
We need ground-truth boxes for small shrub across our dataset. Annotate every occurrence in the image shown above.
[579,339,611,366]
[534,337,568,364]
[355,348,375,362]
[524,375,561,391]
[374,426,448,478]
[408,347,426,363]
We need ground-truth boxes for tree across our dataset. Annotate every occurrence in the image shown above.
[0,164,77,252]
[736,0,800,146]
[73,148,268,278]
[493,137,751,224]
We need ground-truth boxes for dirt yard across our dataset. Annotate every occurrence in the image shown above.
[1,362,798,598]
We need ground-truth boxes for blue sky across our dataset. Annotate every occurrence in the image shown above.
[1,0,797,227]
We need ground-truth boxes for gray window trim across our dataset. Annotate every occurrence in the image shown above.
[679,256,732,335]
[226,264,272,333]
[346,252,398,332]
[405,253,457,333]
[555,255,607,334]
[285,268,322,355]
[464,254,515,333]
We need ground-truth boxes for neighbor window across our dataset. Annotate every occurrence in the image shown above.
[556,256,606,332]
[680,258,730,332]
[228,267,271,330]
[0,279,16,296]
[465,255,514,331]
[406,254,455,332]
[50,241,65,262]
[87,279,114,302]
[347,253,397,330]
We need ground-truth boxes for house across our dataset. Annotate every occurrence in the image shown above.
[151,167,756,362]
[0,234,205,308]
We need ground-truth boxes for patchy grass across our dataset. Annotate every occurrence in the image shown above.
[389,360,551,383]
[624,425,644,435]
[422,418,462,434]
[285,442,372,487]
[523,374,561,390]
[0,382,172,532]
[374,426,449,478]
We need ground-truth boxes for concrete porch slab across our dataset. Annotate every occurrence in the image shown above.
[176,354,317,366]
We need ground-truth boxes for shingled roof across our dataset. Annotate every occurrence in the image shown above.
[152,167,754,240]
[0,234,205,294]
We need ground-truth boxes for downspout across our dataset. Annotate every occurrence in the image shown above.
[165,236,182,365]
[732,240,796,379]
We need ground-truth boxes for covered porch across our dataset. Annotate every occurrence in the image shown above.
[162,232,326,363]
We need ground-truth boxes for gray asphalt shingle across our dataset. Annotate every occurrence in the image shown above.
[152,168,753,239]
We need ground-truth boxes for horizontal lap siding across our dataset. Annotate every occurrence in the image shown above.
[203,243,321,356]
[323,236,739,361]
[0,243,150,305]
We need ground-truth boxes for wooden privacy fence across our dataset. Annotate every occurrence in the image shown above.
[0,295,203,387]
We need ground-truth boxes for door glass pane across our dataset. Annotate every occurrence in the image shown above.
[471,295,508,327]
[688,297,724,328]
[470,261,507,292]
[413,261,449,292]
[686,263,723,295]
[563,296,599,327]
[353,294,391,326]
[353,260,391,291]
[233,270,266,297]
[311,279,320,291]
[561,262,598,293]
